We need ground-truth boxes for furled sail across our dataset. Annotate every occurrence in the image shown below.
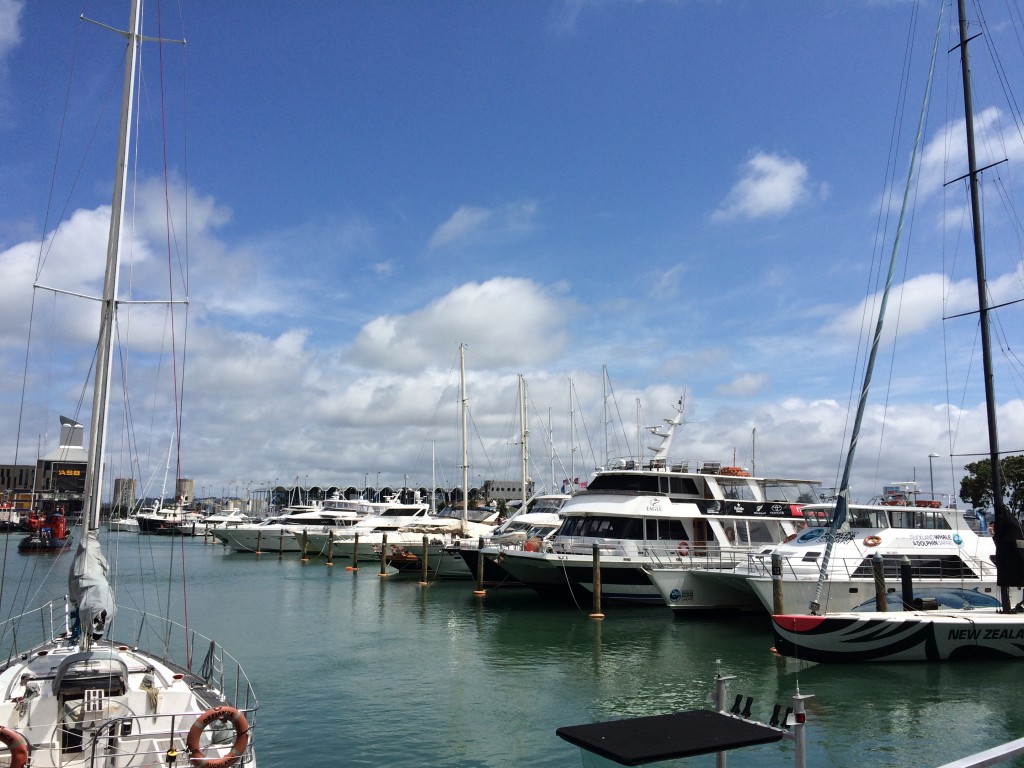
[68,529,116,639]
[993,500,1024,591]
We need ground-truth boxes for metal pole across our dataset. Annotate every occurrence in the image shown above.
[928,453,939,501]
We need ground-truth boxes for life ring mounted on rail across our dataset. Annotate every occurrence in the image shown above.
[863,535,882,547]
[0,726,29,768]
[676,541,690,557]
[186,705,250,768]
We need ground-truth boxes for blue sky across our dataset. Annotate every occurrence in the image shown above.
[1,0,1023,506]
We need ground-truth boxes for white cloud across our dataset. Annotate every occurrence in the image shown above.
[346,276,570,372]
[918,107,1024,199]
[717,373,768,397]
[713,151,824,221]
[0,0,23,65]
[428,201,538,250]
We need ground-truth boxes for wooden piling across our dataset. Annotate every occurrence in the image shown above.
[473,536,486,597]
[589,543,604,620]
[378,533,389,577]
[419,534,430,585]
[871,552,887,611]
[255,529,263,555]
[347,533,360,571]
[326,531,334,567]
[771,553,784,615]
[300,530,309,562]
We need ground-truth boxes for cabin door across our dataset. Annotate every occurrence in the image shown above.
[692,518,709,554]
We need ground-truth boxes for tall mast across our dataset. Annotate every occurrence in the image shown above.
[82,0,143,533]
[956,0,1019,610]
[602,364,608,466]
[519,374,529,511]
[957,0,1001,508]
[460,343,468,530]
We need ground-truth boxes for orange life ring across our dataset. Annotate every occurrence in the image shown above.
[676,541,689,557]
[523,537,541,552]
[186,706,249,768]
[863,535,882,547]
[0,726,29,768]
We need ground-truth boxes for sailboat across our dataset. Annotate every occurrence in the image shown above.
[0,3,258,765]
[771,0,1024,663]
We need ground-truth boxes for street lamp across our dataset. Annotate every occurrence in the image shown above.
[928,453,939,501]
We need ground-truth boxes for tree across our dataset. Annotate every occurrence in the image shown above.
[958,455,1024,516]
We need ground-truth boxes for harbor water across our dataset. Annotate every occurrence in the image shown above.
[3,534,1024,768]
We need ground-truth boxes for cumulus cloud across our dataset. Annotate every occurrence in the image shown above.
[428,201,538,250]
[918,107,1024,199]
[346,276,570,372]
[0,0,23,66]
[717,373,769,397]
[712,151,825,221]
[818,270,1000,343]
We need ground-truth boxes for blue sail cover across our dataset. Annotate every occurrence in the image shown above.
[68,529,116,639]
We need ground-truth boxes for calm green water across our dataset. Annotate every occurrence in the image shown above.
[2,534,1024,768]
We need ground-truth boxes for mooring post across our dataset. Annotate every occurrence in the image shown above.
[419,534,430,585]
[871,552,887,611]
[473,536,486,597]
[347,533,360,571]
[590,543,604,620]
[379,533,389,577]
[771,553,784,615]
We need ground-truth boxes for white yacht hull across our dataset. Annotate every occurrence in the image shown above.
[645,566,763,612]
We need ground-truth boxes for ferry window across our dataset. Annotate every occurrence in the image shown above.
[915,511,949,530]
[669,477,699,496]
[586,474,662,494]
[849,509,870,527]
[645,518,687,540]
[558,517,584,536]
[581,516,639,538]
[803,509,830,527]
[761,481,821,503]
[747,521,777,543]
[720,481,756,501]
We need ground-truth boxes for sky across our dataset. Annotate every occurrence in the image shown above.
[1,0,1024,507]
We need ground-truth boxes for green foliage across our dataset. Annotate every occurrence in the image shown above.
[959,455,1024,515]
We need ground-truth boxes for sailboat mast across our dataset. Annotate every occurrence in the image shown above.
[957,0,1002,503]
[82,1,142,533]
[519,374,529,511]
[956,0,1019,610]
[460,343,468,528]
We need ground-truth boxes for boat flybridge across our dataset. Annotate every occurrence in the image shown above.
[494,401,822,604]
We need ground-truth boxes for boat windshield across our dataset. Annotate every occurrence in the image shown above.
[758,480,822,503]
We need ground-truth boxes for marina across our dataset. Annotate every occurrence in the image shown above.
[4,535,1024,767]
[4,0,1024,765]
